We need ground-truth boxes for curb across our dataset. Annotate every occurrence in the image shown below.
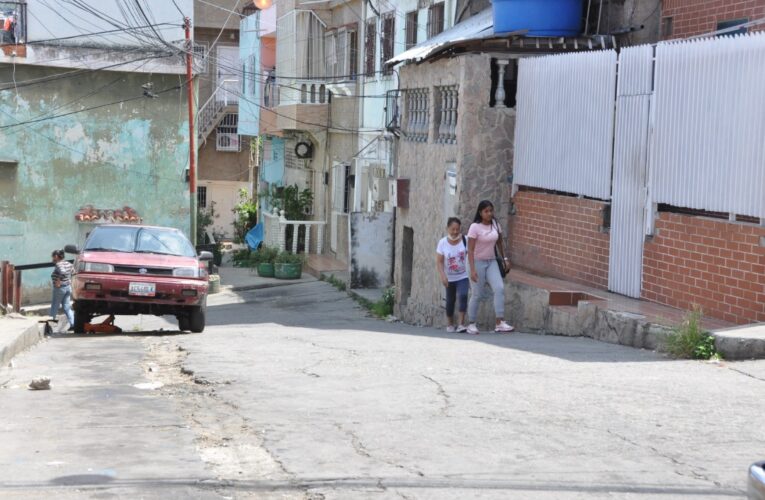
[1,321,43,367]
[226,278,315,293]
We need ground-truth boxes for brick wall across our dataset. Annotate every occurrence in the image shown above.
[642,213,765,325]
[509,191,610,290]
[662,0,765,39]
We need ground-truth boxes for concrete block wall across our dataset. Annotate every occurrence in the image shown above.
[662,0,765,39]
[642,212,765,325]
[508,191,610,290]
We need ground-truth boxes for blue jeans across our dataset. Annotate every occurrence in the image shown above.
[51,284,75,327]
[445,278,469,318]
[468,259,505,321]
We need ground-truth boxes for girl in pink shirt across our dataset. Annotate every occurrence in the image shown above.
[466,200,513,334]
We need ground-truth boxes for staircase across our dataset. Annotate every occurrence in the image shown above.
[197,80,239,145]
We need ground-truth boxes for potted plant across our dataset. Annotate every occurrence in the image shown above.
[251,246,278,277]
[274,251,304,279]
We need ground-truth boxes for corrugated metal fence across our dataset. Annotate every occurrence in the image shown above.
[513,33,765,297]
[513,50,617,200]
[651,33,765,219]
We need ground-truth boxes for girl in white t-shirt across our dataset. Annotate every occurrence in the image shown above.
[436,217,470,333]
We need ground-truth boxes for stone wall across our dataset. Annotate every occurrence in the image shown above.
[393,54,516,327]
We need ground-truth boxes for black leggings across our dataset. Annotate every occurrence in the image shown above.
[445,278,470,317]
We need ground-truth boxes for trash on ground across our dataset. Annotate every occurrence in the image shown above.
[28,377,51,390]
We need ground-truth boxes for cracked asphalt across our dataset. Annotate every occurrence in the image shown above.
[1,280,764,499]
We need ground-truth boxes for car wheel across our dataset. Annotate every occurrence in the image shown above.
[188,307,205,333]
[178,316,190,332]
[73,307,89,333]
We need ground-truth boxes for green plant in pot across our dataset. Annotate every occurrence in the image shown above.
[251,246,279,277]
[274,251,304,280]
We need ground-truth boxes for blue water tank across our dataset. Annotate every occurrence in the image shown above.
[493,0,584,37]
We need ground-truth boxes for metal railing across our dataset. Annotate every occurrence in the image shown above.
[1,259,72,313]
[197,78,239,143]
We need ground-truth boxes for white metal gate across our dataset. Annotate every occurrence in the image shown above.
[608,45,654,297]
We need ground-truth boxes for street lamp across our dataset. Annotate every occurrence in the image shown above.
[252,0,272,10]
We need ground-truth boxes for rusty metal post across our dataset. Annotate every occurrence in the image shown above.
[0,261,8,308]
[12,268,21,313]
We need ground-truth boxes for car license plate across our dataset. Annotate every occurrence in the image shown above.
[129,282,156,297]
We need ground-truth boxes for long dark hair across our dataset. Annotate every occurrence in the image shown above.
[473,200,495,223]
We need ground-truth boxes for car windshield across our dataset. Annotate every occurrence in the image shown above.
[83,226,196,257]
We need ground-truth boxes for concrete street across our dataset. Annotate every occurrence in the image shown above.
[1,280,764,499]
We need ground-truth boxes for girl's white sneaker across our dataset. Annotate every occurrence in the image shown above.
[495,321,514,333]
[465,324,480,335]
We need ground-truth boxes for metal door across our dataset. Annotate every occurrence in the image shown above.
[608,45,654,297]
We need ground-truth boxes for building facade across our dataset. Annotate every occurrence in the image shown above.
[0,0,194,303]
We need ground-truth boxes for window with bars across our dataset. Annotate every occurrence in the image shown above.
[435,85,458,144]
[405,11,418,49]
[403,88,429,142]
[193,42,209,74]
[249,55,257,95]
[197,186,207,208]
[427,2,444,38]
[216,113,240,152]
[365,17,377,77]
[349,27,358,79]
[380,12,395,76]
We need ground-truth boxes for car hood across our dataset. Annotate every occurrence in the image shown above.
[79,251,199,268]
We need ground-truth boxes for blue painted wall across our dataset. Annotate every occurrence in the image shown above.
[239,13,261,137]
[0,66,192,303]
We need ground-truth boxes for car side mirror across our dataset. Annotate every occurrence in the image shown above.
[198,251,214,261]
[64,244,80,254]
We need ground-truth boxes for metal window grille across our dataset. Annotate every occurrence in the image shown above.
[385,89,400,130]
[427,3,444,38]
[380,12,395,76]
[0,2,25,45]
[405,11,418,49]
[216,113,241,152]
[197,186,207,208]
[348,26,358,80]
[193,42,209,73]
[365,18,377,77]
[249,55,257,95]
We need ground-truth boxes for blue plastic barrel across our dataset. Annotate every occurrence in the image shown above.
[493,0,583,36]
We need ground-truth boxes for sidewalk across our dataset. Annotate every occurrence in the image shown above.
[216,264,315,292]
[0,314,42,368]
[495,268,765,360]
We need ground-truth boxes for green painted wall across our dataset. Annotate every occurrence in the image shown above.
[0,64,192,303]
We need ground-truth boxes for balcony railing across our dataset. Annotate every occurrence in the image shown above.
[0,2,25,45]
[278,79,329,106]
[263,208,325,255]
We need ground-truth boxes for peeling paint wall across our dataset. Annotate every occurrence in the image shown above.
[0,65,192,303]
[350,212,393,289]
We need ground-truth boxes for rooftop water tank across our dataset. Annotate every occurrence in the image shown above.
[493,0,584,37]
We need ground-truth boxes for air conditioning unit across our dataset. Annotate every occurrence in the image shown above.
[371,177,389,201]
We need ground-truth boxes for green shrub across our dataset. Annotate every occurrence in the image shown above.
[231,249,251,268]
[664,308,720,360]
[275,251,305,265]
[249,246,279,266]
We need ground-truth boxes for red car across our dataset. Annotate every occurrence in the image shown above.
[65,224,212,333]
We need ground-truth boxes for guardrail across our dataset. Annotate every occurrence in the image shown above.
[0,260,72,313]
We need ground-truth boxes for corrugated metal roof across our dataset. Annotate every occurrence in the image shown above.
[385,8,496,67]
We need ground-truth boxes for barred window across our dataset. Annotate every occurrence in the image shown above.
[197,186,207,208]
[365,17,377,77]
[435,85,458,144]
[427,2,444,38]
[405,11,418,49]
[380,12,395,76]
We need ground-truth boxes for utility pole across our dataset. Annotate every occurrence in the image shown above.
[184,17,197,244]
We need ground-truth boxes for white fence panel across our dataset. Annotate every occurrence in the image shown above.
[609,45,653,298]
[651,33,765,218]
[514,50,617,200]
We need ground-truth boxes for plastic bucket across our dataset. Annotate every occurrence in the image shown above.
[493,0,583,36]
[274,263,302,280]
[257,263,275,277]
